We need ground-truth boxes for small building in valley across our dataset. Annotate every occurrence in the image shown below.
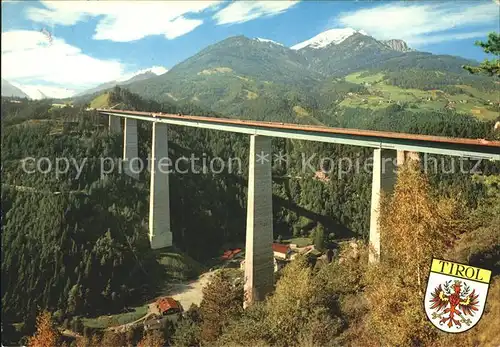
[272,243,292,260]
[240,243,294,273]
[145,297,183,331]
[156,297,183,316]
[221,248,242,260]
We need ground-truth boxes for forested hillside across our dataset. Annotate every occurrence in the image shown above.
[1,100,157,322]
[0,92,246,332]
[11,163,500,347]
[2,83,499,342]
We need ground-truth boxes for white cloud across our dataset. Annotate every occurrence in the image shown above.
[335,2,499,46]
[2,30,124,88]
[213,1,299,25]
[409,31,492,45]
[26,0,222,42]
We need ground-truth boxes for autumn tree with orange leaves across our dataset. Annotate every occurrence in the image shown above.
[363,160,467,346]
[27,311,61,347]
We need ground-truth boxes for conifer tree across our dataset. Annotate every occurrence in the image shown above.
[463,32,500,77]
[199,271,243,343]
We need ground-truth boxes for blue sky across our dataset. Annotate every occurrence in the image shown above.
[2,1,499,98]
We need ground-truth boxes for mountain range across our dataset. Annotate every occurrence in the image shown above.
[83,28,408,98]
[1,67,168,100]
[1,79,29,98]
[104,28,496,124]
[11,27,497,124]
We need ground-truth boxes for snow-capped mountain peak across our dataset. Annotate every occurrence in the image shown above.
[291,28,368,50]
[254,38,284,47]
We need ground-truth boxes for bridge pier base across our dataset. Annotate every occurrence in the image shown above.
[244,135,274,308]
[149,122,173,249]
[108,115,121,134]
[369,149,398,263]
[398,150,420,165]
[123,118,139,179]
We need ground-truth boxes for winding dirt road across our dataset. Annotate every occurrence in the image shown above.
[165,270,218,310]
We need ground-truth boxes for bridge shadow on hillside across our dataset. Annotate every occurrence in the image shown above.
[272,195,355,240]
[227,170,356,241]
[169,142,356,245]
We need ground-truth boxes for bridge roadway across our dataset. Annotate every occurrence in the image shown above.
[98,109,500,160]
[98,108,500,307]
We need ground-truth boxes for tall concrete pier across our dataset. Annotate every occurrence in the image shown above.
[149,123,173,249]
[123,118,139,179]
[369,150,421,263]
[369,149,398,263]
[244,135,274,308]
[108,115,121,134]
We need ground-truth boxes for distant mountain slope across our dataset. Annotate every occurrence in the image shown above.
[374,52,477,74]
[77,81,117,97]
[124,71,157,84]
[164,35,321,85]
[75,69,167,97]
[1,79,29,98]
[296,33,403,76]
[126,35,324,118]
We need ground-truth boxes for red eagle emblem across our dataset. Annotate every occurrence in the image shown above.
[429,280,480,328]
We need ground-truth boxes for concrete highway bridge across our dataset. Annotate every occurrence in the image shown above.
[98,108,500,306]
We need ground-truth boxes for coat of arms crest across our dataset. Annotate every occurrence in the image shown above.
[424,258,491,333]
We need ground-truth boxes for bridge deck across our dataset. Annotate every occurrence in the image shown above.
[97,109,500,160]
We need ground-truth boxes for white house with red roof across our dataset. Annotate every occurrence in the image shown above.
[272,243,292,260]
